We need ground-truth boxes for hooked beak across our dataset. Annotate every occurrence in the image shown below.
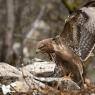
[35,48,40,54]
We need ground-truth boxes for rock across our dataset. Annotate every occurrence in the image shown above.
[22,61,56,77]
[0,62,21,84]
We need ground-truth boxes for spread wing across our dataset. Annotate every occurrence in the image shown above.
[60,7,95,61]
[60,10,81,54]
[78,26,95,61]
[60,18,79,49]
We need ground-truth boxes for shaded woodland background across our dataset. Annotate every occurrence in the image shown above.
[0,0,95,82]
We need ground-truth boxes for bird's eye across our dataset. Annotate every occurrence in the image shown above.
[52,38,56,41]
[38,44,45,49]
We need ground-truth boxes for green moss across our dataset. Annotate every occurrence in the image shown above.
[62,0,81,12]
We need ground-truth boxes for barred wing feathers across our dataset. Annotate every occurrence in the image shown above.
[60,7,95,61]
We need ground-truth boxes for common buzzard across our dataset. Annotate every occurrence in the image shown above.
[36,2,95,87]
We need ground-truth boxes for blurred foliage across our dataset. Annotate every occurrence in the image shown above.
[61,0,82,13]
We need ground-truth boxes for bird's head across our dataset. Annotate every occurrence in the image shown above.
[36,38,55,54]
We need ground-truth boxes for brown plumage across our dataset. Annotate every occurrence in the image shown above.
[36,3,95,87]
[36,37,84,86]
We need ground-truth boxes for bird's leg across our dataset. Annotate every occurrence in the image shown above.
[47,53,52,61]
[63,72,72,80]
[56,72,72,90]
[79,73,85,88]
[47,53,56,63]
[76,76,84,88]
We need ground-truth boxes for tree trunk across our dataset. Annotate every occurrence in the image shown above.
[1,0,15,64]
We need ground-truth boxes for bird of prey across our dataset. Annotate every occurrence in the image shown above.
[36,2,95,87]
[36,38,84,87]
